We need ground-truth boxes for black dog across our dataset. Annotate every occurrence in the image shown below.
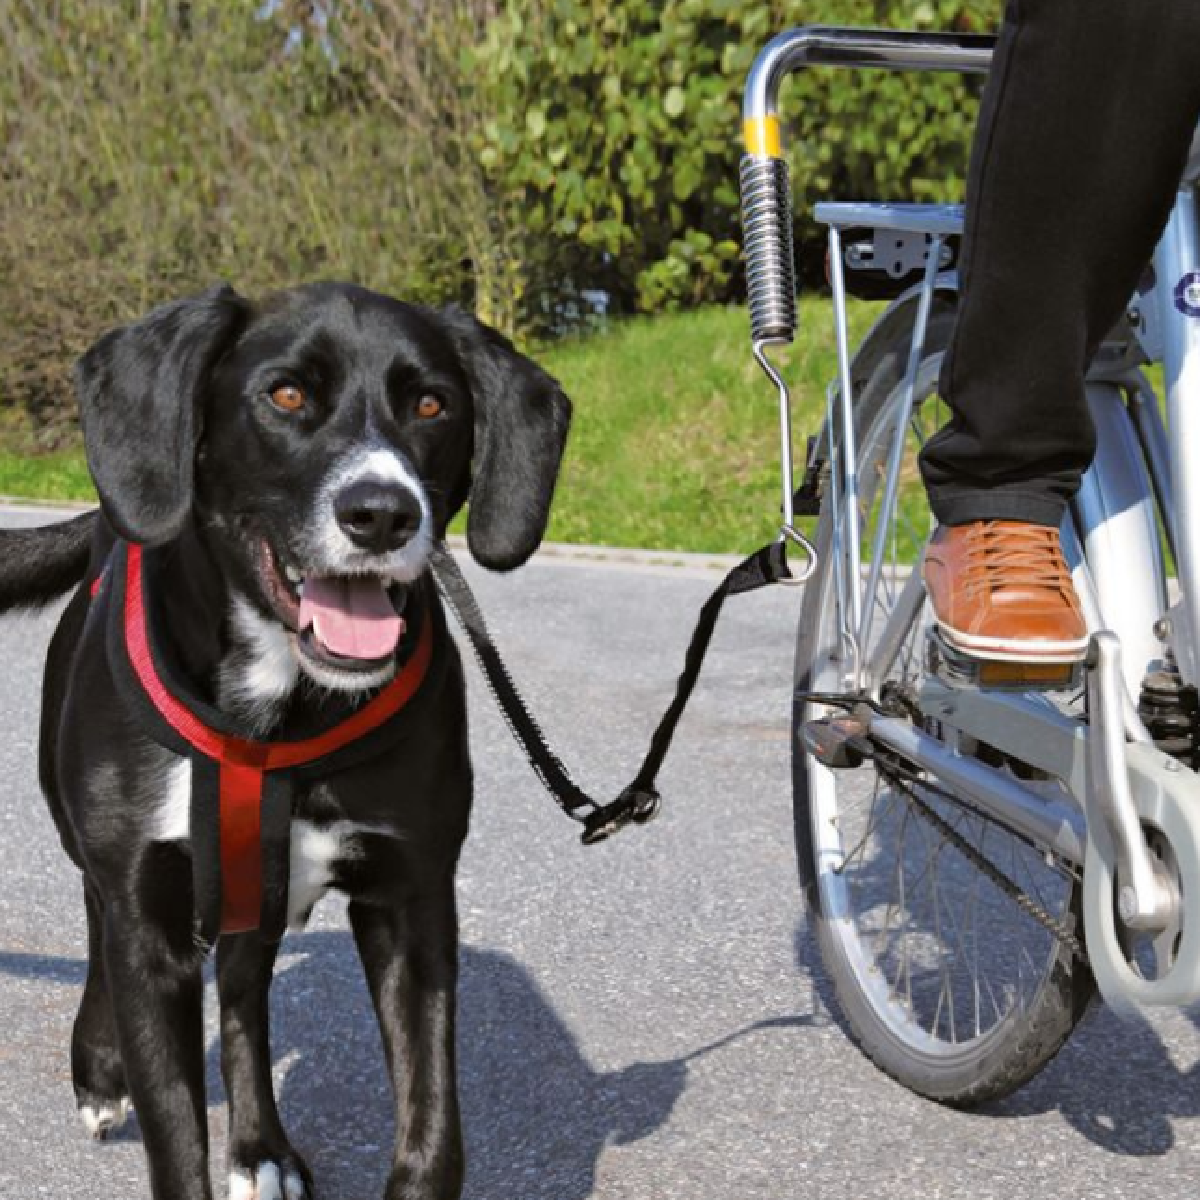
[0,283,570,1200]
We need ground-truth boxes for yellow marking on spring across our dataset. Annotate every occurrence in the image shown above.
[743,115,783,157]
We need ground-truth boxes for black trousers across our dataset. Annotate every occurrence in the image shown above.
[919,0,1200,527]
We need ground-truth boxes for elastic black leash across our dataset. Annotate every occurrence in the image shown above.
[431,539,794,845]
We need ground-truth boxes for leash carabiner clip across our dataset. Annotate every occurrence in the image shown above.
[580,786,662,846]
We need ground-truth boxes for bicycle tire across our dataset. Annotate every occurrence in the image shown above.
[793,307,1095,1105]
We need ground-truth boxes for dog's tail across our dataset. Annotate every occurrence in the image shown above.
[0,510,98,613]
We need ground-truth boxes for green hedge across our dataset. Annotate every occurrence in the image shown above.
[470,0,989,327]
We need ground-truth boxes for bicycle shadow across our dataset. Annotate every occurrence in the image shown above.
[990,1001,1200,1155]
[794,922,1200,1158]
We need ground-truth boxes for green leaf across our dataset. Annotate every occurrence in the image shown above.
[526,109,547,139]
[663,85,686,118]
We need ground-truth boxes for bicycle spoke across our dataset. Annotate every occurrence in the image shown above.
[837,778,897,873]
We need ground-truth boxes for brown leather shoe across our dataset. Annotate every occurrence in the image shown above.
[923,521,1089,663]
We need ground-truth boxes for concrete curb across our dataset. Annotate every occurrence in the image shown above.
[0,498,748,578]
[0,494,95,515]
[456,537,746,576]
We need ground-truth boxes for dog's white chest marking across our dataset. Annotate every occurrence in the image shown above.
[287,820,358,928]
[219,597,299,733]
[153,763,383,929]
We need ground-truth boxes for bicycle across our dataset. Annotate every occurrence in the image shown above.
[740,27,1200,1103]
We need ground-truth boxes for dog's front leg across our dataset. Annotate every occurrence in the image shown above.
[350,891,464,1200]
[217,933,314,1199]
[104,897,213,1200]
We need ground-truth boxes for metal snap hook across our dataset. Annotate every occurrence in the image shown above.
[779,522,819,585]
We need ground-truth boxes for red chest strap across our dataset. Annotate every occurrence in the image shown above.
[117,543,433,936]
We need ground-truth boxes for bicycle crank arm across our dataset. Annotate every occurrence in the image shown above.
[1084,633,1175,932]
[1080,633,1200,1011]
[914,633,1200,1010]
[921,637,1173,929]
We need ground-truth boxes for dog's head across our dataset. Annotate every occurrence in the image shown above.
[76,283,571,690]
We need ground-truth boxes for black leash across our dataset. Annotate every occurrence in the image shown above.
[431,540,793,845]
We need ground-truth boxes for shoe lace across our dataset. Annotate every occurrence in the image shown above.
[963,523,1074,598]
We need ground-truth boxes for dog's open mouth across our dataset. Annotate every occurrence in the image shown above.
[298,576,406,668]
[257,540,407,674]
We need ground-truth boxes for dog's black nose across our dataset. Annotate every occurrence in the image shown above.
[335,481,423,553]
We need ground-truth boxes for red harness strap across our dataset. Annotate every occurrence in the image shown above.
[120,543,433,934]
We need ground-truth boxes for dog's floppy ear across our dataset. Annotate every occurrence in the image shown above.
[442,309,572,571]
[76,285,249,546]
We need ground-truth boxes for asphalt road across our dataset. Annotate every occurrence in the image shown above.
[1,504,1199,1200]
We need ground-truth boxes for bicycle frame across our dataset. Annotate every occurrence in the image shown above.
[743,26,1200,1010]
[1157,189,1200,675]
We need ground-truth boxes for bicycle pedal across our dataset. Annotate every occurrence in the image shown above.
[802,711,873,768]
[926,628,1083,691]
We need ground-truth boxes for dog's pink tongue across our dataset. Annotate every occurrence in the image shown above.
[298,576,403,660]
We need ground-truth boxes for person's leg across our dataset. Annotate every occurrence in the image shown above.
[920,0,1200,526]
[919,0,1200,665]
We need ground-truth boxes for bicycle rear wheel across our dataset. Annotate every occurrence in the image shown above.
[793,311,1095,1104]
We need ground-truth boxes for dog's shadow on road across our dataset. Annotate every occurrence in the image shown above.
[3,937,815,1198]
[206,930,710,1200]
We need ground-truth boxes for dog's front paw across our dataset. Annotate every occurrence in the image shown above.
[78,1093,133,1141]
[228,1157,312,1200]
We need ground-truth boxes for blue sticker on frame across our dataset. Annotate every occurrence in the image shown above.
[1175,272,1200,318]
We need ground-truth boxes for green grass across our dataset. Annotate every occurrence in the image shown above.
[0,299,881,551]
[0,446,96,504]
[540,297,878,553]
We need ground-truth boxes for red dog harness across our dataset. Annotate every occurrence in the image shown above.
[99,541,435,946]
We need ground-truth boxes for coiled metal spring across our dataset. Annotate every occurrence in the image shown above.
[740,154,797,344]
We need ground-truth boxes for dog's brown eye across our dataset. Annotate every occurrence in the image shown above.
[269,384,306,413]
[416,394,444,420]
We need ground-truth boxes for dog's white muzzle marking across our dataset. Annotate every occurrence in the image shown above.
[292,650,398,696]
[315,447,434,584]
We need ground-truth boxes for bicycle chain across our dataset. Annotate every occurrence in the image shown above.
[876,754,1087,962]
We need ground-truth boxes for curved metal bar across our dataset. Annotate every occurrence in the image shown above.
[743,26,994,128]
[753,338,799,531]
[1086,632,1175,931]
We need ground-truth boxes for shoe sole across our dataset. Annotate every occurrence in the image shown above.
[935,619,1089,664]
